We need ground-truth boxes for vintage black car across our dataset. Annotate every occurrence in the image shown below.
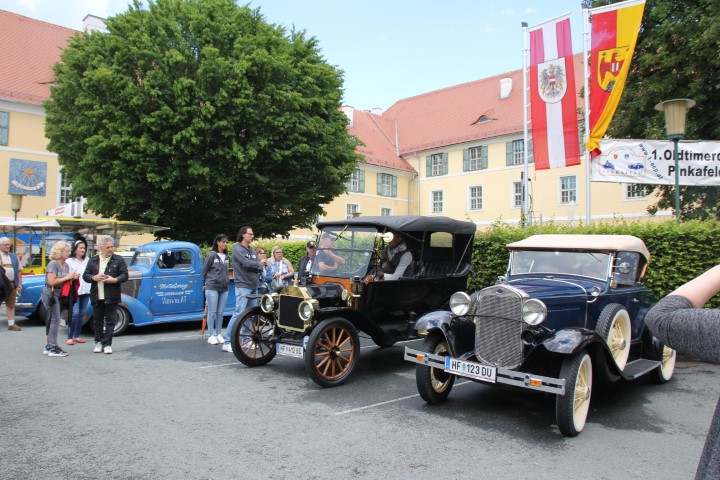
[405,234,676,436]
[229,216,476,387]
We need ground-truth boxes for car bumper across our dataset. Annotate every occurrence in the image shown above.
[404,347,565,395]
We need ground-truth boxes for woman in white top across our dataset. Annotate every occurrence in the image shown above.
[268,245,294,291]
[66,238,91,345]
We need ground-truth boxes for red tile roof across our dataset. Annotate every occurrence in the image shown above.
[382,53,584,156]
[347,109,415,173]
[0,10,77,105]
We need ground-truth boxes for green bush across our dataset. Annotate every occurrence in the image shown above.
[201,219,720,308]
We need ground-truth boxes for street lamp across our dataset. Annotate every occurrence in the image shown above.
[654,99,695,221]
[10,193,24,252]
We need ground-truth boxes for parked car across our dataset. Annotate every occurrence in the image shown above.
[229,215,477,387]
[404,234,676,436]
[15,241,236,335]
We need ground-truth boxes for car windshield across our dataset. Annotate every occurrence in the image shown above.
[510,250,610,280]
[129,246,156,267]
[310,226,379,279]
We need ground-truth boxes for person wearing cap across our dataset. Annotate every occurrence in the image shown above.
[297,241,316,280]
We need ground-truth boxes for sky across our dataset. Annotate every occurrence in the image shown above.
[2,0,588,111]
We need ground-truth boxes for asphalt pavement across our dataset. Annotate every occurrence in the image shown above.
[1,306,718,480]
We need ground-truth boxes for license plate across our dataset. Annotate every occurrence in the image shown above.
[444,357,497,383]
[276,343,304,358]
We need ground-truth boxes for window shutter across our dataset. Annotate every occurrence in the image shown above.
[358,170,365,192]
[463,149,469,171]
[527,139,534,164]
[426,156,432,177]
[376,174,382,195]
[506,142,513,166]
[481,146,488,169]
[391,175,397,197]
[442,153,448,175]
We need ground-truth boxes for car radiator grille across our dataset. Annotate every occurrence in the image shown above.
[277,295,305,331]
[474,286,525,369]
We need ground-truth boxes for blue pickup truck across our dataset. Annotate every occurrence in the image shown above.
[16,241,236,335]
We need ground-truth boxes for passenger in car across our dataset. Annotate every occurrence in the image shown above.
[364,231,413,283]
[316,235,346,273]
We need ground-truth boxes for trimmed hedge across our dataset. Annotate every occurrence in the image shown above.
[203,220,720,308]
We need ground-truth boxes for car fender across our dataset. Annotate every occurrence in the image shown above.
[413,310,474,356]
[414,310,453,336]
[540,327,624,378]
[115,294,148,326]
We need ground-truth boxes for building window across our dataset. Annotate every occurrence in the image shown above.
[560,176,577,204]
[346,203,360,219]
[381,207,392,216]
[426,153,448,177]
[506,139,533,165]
[625,184,652,199]
[469,186,483,210]
[59,170,73,205]
[377,173,397,197]
[512,181,523,208]
[464,146,488,171]
[0,111,8,145]
[431,190,444,213]
[345,169,365,193]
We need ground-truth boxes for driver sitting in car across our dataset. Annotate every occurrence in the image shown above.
[364,232,412,284]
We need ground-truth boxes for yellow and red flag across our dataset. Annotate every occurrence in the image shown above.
[586,0,645,156]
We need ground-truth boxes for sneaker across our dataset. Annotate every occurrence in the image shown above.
[208,335,219,345]
[103,346,113,354]
[221,343,233,353]
[215,334,224,344]
[42,345,50,355]
[66,339,75,345]
[73,338,86,344]
[7,324,21,331]
[48,346,68,357]
[93,342,103,353]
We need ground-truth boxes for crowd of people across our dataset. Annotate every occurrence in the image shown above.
[1,235,128,357]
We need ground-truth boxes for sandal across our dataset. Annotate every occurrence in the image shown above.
[73,338,86,343]
[66,339,75,345]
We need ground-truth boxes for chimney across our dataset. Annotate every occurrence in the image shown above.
[341,105,354,127]
[370,107,383,115]
[500,77,512,99]
[83,14,108,33]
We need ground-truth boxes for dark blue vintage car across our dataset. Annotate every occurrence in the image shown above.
[404,234,676,436]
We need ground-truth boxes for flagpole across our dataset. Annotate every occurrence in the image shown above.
[521,21,530,226]
[583,2,592,225]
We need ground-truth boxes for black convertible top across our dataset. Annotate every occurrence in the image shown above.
[317,215,477,236]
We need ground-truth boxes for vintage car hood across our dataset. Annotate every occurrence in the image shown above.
[506,276,604,300]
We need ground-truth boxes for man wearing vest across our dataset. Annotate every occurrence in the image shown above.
[365,232,413,283]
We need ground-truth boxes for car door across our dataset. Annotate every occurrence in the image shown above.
[149,248,203,316]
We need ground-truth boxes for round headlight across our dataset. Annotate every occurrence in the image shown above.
[449,292,471,316]
[260,294,275,313]
[298,300,315,322]
[522,299,547,325]
[340,288,349,301]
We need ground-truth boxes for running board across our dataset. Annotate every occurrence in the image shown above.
[622,359,660,379]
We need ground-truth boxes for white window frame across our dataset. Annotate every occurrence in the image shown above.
[467,146,488,171]
[469,185,483,211]
[345,169,363,193]
[345,203,360,219]
[624,183,651,200]
[377,173,396,197]
[559,175,577,205]
[431,190,444,214]
[58,170,73,205]
[512,181,523,208]
[380,207,392,216]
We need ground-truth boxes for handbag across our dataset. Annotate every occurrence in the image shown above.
[271,277,285,291]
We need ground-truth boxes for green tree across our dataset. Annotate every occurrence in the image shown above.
[597,0,720,220]
[45,0,361,244]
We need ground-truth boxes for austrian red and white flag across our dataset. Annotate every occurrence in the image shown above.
[529,16,580,170]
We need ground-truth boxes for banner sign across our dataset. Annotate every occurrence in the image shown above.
[592,139,720,186]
